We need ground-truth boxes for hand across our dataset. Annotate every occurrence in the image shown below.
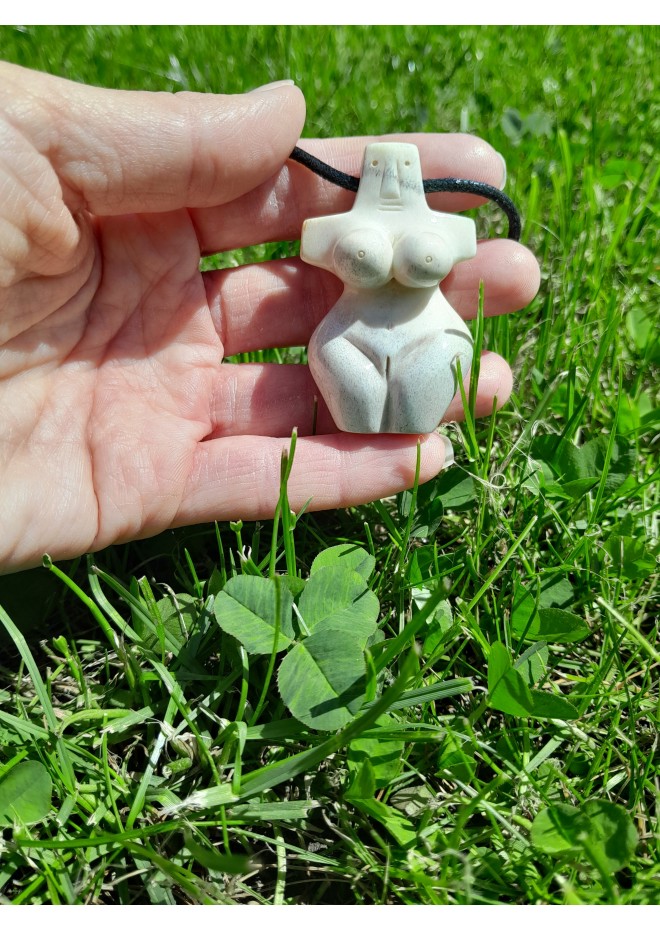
[0,63,540,572]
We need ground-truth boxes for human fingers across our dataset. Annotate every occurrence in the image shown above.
[204,240,537,356]
[207,352,512,439]
[442,239,540,318]
[177,432,450,525]
[192,132,508,252]
[0,62,305,216]
[441,350,513,422]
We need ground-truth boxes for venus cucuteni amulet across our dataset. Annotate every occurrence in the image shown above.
[300,142,476,434]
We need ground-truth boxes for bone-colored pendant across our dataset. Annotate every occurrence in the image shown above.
[301,142,477,434]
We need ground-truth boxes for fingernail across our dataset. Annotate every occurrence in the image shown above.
[249,79,296,94]
[497,151,507,189]
[439,434,455,469]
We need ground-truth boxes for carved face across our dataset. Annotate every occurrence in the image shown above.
[353,143,425,212]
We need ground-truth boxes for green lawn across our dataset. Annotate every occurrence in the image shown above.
[0,25,658,904]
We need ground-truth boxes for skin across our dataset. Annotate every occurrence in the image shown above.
[0,63,540,572]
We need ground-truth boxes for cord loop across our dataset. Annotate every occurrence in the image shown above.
[289,145,521,241]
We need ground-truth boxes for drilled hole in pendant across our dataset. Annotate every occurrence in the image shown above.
[371,159,379,166]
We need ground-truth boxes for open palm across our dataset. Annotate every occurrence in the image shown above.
[0,63,539,571]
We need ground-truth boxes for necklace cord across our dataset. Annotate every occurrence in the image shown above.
[289,145,521,242]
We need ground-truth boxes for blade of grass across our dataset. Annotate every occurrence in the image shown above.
[0,602,75,792]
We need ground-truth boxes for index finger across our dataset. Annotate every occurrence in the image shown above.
[0,62,307,216]
[191,132,507,253]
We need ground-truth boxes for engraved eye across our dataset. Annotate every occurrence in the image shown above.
[333,228,392,288]
[392,232,452,287]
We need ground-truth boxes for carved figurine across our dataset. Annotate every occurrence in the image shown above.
[301,142,476,434]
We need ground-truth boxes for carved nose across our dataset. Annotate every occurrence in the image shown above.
[380,169,401,200]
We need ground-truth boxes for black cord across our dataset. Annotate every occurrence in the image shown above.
[289,145,521,242]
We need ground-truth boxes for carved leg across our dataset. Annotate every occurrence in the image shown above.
[382,330,473,433]
[309,333,388,433]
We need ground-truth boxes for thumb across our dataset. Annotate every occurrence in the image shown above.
[1,63,306,215]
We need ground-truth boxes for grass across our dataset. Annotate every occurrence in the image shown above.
[0,25,658,905]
